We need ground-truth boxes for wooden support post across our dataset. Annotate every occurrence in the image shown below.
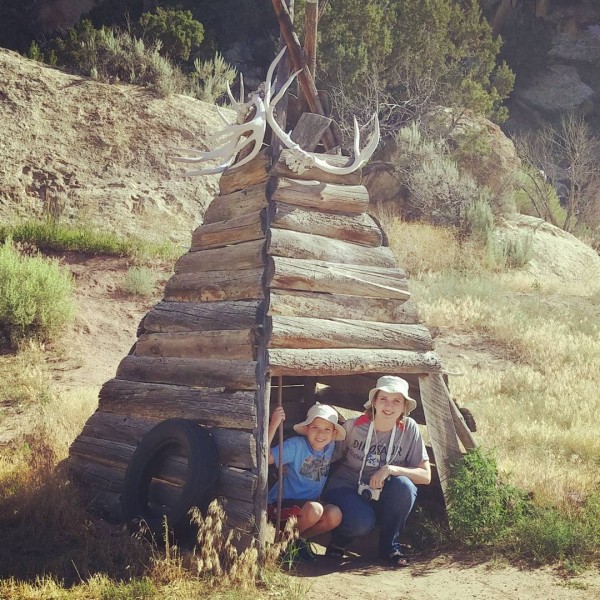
[302,0,318,113]
[275,376,284,540]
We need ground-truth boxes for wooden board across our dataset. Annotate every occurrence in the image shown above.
[175,240,265,273]
[116,356,258,389]
[270,152,362,185]
[99,379,257,429]
[190,210,265,250]
[268,290,418,323]
[269,315,433,351]
[268,348,442,376]
[219,149,271,195]
[142,300,260,334]
[269,178,369,214]
[267,228,395,267]
[270,201,382,247]
[203,183,268,224]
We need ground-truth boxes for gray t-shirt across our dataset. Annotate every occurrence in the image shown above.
[327,414,429,492]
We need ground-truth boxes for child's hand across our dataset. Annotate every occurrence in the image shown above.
[270,406,286,428]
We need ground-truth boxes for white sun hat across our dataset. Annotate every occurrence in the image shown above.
[364,375,417,415]
[293,404,346,440]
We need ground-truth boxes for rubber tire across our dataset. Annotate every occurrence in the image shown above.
[459,407,477,432]
[121,419,219,544]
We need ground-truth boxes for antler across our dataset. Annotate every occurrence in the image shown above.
[264,48,380,175]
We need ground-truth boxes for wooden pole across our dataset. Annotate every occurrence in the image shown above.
[304,0,318,80]
[275,375,284,541]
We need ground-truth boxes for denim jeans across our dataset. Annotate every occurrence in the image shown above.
[323,476,418,557]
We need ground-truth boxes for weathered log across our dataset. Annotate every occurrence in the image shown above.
[99,379,257,429]
[116,356,258,389]
[269,178,368,213]
[203,183,268,225]
[268,290,419,323]
[175,240,265,273]
[191,210,265,250]
[135,329,256,361]
[267,228,395,267]
[143,300,260,334]
[164,268,264,303]
[219,149,271,195]
[291,113,332,152]
[270,315,433,351]
[418,373,463,500]
[270,202,382,247]
[270,152,362,184]
[268,256,410,300]
[268,348,442,376]
[443,379,477,451]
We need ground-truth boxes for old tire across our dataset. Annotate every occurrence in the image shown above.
[121,419,219,544]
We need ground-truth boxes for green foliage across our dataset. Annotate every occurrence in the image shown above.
[122,267,158,298]
[188,53,237,103]
[0,240,74,347]
[466,198,495,245]
[493,232,533,269]
[138,7,204,62]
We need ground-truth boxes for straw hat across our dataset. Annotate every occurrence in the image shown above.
[293,404,346,440]
[364,376,417,415]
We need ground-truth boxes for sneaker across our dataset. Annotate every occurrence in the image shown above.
[325,542,346,559]
[280,537,316,568]
[295,537,317,562]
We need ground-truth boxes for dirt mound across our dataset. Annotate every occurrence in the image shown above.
[0,48,221,243]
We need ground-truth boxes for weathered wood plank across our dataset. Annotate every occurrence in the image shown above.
[268,256,410,300]
[134,329,256,360]
[268,290,419,323]
[164,268,264,303]
[443,379,477,451]
[270,202,382,247]
[270,152,362,185]
[291,112,332,152]
[99,379,257,429]
[116,356,258,389]
[267,228,395,267]
[418,373,463,500]
[175,240,265,273]
[268,348,442,376]
[203,183,268,225]
[270,316,433,351]
[219,149,271,195]
[142,300,260,334]
[269,178,368,213]
[191,210,265,250]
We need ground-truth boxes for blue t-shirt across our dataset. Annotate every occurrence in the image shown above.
[268,436,334,504]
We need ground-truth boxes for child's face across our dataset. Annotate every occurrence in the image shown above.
[373,392,407,423]
[306,417,335,451]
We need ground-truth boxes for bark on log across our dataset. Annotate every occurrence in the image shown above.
[203,183,268,225]
[269,316,433,351]
[268,256,410,300]
[142,300,260,334]
[191,210,265,250]
[219,149,271,195]
[116,356,258,389]
[164,268,264,303]
[270,152,362,184]
[175,240,265,273]
[268,348,442,376]
[270,202,382,247]
[418,373,463,500]
[134,329,256,361]
[99,379,257,429]
[269,178,368,213]
[267,228,395,267]
[268,290,419,323]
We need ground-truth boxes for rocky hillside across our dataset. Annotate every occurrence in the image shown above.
[0,48,222,244]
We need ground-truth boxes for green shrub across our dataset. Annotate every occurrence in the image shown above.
[466,199,495,246]
[188,53,237,103]
[0,240,74,346]
[122,267,158,298]
[494,233,533,269]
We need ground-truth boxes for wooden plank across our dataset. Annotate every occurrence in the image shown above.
[175,240,265,273]
[268,348,442,376]
[270,202,382,247]
[268,290,419,323]
[164,268,264,303]
[270,316,432,351]
[270,151,362,184]
[291,113,332,152]
[267,228,395,267]
[203,183,268,225]
[191,210,265,250]
[418,373,463,501]
[268,256,410,300]
[134,329,256,360]
[219,149,271,196]
[116,356,257,389]
[270,178,368,213]
[443,379,477,451]
[142,300,260,334]
[99,379,257,429]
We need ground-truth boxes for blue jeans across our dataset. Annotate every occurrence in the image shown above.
[323,476,418,557]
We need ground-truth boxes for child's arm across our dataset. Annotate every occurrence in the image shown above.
[268,406,286,465]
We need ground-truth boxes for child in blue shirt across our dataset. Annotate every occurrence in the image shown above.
[268,403,346,548]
